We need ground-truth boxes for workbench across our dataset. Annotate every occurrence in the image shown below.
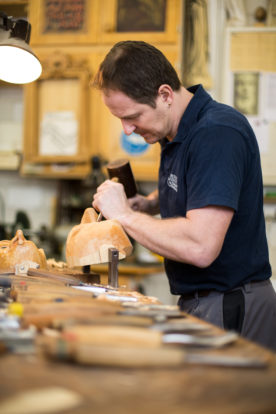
[0,273,276,414]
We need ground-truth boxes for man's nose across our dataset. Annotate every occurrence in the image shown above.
[121,120,136,135]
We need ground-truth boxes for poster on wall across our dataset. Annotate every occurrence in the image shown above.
[39,111,78,156]
[233,72,259,116]
[232,72,276,156]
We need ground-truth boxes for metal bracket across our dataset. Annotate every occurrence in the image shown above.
[108,248,119,288]
[15,261,40,275]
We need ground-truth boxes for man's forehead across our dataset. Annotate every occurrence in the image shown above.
[102,90,145,117]
[103,88,134,103]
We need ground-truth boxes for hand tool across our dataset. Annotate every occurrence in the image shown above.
[150,321,211,333]
[108,247,119,288]
[61,325,238,349]
[40,329,268,369]
[106,158,137,198]
[119,308,184,319]
[75,345,269,369]
[96,159,137,222]
[162,331,238,347]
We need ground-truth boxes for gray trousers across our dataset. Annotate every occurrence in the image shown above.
[178,279,276,352]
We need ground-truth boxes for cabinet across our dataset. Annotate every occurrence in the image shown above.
[21,50,92,178]
[29,0,99,45]
[97,0,181,44]
[21,0,182,181]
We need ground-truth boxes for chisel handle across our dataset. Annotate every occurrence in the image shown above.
[40,332,184,368]
[64,325,163,348]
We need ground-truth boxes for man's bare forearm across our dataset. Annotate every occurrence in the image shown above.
[118,206,233,268]
[119,210,204,266]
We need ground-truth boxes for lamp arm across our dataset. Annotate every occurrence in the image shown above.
[0,12,30,43]
[0,12,13,31]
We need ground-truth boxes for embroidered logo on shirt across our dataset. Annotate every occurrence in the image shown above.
[167,173,178,192]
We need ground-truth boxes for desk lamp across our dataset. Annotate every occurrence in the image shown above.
[0,12,42,84]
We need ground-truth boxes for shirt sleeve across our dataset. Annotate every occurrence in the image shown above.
[186,125,249,211]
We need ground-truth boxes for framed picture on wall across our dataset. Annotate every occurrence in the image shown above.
[233,72,259,116]
[98,0,180,43]
[116,0,166,32]
[29,0,99,45]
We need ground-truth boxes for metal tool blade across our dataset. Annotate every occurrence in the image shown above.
[163,331,238,348]
[186,352,268,368]
[119,309,183,318]
[72,285,107,294]
[108,248,119,288]
[151,321,211,333]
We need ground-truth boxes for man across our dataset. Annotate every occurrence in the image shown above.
[92,41,276,351]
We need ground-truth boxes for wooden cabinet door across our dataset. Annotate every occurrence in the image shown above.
[29,0,99,45]
[22,51,92,179]
[98,0,181,44]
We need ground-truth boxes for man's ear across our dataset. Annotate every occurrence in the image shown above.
[158,84,173,105]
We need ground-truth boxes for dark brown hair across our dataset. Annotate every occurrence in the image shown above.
[92,41,181,108]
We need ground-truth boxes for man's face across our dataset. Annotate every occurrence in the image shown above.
[102,89,171,144]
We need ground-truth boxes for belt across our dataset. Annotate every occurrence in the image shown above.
[180,280,267,301]
[180,289,216,300]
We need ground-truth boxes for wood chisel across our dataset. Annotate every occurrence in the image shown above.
[61,325,238,348]
[40,329,269,369]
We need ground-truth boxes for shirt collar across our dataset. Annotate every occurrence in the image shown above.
[172,84,212,143]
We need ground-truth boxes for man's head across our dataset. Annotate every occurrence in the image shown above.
[93,40,181,108]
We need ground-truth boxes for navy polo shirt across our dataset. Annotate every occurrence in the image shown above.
[159,85,271,295]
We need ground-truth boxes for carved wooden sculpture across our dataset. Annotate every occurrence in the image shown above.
[66,208,133,267]
[0,229,47,272]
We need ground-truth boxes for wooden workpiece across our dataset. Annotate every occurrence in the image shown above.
[66,208,133,267]
[0,274,276,414]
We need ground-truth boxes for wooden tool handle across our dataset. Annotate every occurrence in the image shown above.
[63,325,163,348]
[75,344,184,368]
[40,332,184,368]
[107,159,137,198]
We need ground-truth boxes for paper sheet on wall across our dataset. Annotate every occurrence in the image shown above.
[39,111,78,156]
[248,117,270,154]
[262,73,276,121]
[0,122,22,151]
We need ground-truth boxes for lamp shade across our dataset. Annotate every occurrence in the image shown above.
[0,38,42,84]
[0,15,42,84]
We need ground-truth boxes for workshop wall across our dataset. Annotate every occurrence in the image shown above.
[0,171,57,231]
